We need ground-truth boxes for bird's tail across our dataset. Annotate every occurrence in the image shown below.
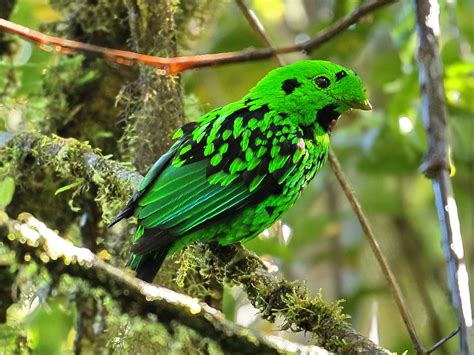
[127,247,170,283]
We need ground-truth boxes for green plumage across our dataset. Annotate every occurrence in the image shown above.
[109,60,371,282]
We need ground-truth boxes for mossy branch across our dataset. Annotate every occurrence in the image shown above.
[1,131,388,353]
[0,132,141,222]
[0,212,330,355]
[192,242,387,353]
[121,0,185,173]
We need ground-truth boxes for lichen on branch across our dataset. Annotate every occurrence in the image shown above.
[0,212,331,355]
[0,132,141,222]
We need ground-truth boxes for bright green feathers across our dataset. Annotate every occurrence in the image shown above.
[110,60,371,282]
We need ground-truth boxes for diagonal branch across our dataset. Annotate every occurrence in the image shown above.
[234,0,285,67]
[235,0,422,352]
[0,212,329,355]
[328,150,423,352]
[0,0,396,74]
[414,0,472,354]
[1,131,388,353]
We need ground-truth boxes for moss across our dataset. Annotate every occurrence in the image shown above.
[39,0,136,158]
[1,133,139,225]
[40,54,134,156]
[104,298,224,355]
[2,0,137,251]
[118,1,185,173]
[118,70,185,173]
[47,0,130,48]
[178,242,382,353]
[2,219,226,354]
[0,138,78,232]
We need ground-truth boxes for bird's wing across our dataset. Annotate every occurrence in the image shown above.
[108,122,199,227]
[130,104,307,255]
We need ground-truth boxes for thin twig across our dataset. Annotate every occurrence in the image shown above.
[235,0,422,352]
[0,0,396,74]
[394,217,448,354]
[327,181,343,298]
[426,328,459,354]
[234,0,285,67]
[328,150,424,353]
[1,212,333,355]
[414,1,472,353]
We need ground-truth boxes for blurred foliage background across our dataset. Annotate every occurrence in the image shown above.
[0,0,472,353]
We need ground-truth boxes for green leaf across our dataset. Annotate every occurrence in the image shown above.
[54,178,85,196]
[0,177,15,208]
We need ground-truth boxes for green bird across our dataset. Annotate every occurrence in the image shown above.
[109,60,371,282]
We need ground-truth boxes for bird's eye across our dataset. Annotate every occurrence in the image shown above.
[314,76,330,89]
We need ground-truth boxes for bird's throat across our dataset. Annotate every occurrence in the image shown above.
[316,104,340,134]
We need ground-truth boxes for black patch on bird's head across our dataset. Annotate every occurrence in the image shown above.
[316,104,340,134]
[335,70,347,82]
[281,79,301,95]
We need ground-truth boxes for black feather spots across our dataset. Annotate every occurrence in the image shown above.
[241,170,256,187]
[180,143,205,165]
[335,70,347,82]
[281,79,301,95]
[228,104,270,122]
[265,206,276,216]
[302,125,315,141]
[316,104,339,133]
[244,97,254,105]
[272,157,293,182]
[317,153,326,166]
[181,121,199,134]
[205,104,270,178]
[279,140,293,156]
[314,76,330,89]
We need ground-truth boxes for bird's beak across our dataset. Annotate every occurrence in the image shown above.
[343,99,372,111]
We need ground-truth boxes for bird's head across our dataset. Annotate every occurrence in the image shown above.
[246,60,371,134]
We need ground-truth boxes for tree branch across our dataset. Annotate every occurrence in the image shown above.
[328,150,423,352]
[0,212,332,355]
[0,0,396,74]
[120,0,185,173]
[1,131,389,353]
[0,132,141,222]
[194,242,388,353]
[414,1,472,353]
[234,0,285,67]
